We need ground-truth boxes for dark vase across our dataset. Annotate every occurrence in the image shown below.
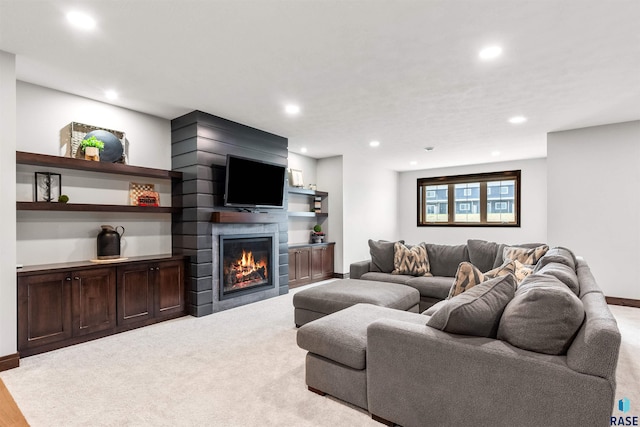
[97,225,125,259]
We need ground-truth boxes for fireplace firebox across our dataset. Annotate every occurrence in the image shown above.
[219,234,274,300]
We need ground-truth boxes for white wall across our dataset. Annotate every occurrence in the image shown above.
[548,121,640,299]
[318,156,344,272]
[342,155,400,273]
[398,158,548,245]
[16,82,172,265]
[0,51,17,358]
[287,152,320,244]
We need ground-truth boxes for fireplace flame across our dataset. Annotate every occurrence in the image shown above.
[228,250,268,287]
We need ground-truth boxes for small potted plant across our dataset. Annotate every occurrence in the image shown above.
[81,135,105,161]
[311,224,325,243]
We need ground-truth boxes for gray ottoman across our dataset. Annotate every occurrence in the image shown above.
[293,279,420,327]
[296,303,428,410]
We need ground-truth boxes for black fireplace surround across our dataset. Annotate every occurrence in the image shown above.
[219,234,274,301]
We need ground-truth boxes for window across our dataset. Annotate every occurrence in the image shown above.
[417,170,520,226]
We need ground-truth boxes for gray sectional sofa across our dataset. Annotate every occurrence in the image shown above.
[297,239,621,427]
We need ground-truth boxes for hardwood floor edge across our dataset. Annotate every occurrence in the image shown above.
[606,296,640,308]
[0,377,29,426]
[0,353,19,372]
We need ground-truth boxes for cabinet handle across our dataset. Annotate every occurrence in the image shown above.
[149,268,154,271]
[65,277,71,281]
[74,276,80,280]
[156,267,160,271]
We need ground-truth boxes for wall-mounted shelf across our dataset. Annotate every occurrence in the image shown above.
[287,187,328,198]
[17,151,182,180]
[17,202,178,214]
[287,212,328,218]
[287,187,329,218]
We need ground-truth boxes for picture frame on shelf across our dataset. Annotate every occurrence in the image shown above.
[34,172,61,202]
[289,168,304,188]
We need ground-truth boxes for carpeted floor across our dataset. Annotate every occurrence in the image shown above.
[1,282,638,426]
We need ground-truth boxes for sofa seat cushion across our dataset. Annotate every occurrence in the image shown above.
[497,274,585,355]
[427,274,516,338]
[361,272,413,285]
[293,279,420,316]
[405,276,454,300]
[297,303,427,370]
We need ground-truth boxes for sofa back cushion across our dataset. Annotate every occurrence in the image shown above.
[467,239,500,273]
[368,239,403,273]
[425,243,469,277]
[427,274,516,338]
[535,262,580,296]
[534,246,577,271]
[497,274,584,355]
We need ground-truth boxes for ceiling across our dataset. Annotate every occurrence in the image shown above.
[1,0,639,171]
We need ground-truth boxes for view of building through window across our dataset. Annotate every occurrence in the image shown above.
[418,171,520,226]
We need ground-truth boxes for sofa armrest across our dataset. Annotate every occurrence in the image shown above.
[366,319,614,427]
[349,260,371,279]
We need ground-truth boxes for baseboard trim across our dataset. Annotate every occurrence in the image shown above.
[0,353,20,372]
[606,297,640,308]
[333,273,349,279]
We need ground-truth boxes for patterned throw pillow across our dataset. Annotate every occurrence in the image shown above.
[503,245,549,266]
[449,259,533,298]
[392,242,432,277]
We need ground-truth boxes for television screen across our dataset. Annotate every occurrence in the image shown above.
[224,155,286,209]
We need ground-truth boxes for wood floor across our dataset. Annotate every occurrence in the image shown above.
[0,378,28,427]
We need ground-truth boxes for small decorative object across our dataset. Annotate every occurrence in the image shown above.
[96,225,125,260]
[34,172,61,202]
[60,122,127,163]
[129,182,160,206]
[289,168,304,188]
[81,135,104,161]
[58,194,69,203]
[308,184,317,191]
[311,224,325,243]
[314,196,322,213]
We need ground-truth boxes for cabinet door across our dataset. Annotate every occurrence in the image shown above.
[154,259,185,319]
[322,244,334,278]
[18,272,72,351]
[72,267,116,336]
[117,263,154,326]
[312,245,335,280]
[289,247,312,287]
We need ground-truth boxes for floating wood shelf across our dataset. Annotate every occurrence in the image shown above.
[16,151,182,180]
[17,202,178,213]
[287,187,328,197]
[210,211,281,223]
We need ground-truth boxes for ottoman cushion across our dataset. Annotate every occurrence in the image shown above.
[297,303,427,369]
[293,279,420,316]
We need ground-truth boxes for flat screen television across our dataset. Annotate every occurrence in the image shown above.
[223,154,286,209]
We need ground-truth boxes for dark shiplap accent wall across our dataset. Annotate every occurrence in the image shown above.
[171,111,289,317]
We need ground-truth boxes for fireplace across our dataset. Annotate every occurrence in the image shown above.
[219,234,274,300]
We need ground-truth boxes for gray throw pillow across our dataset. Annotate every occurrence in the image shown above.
[427,274,516,338]
[535,262,580,296]
[467,239,500,273]
[534,247,577,272]
[422,299,448,316]
[425,243,470,277]
[497,274,585,355]
[368,239,403,273]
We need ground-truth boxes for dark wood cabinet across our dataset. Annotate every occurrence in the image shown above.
[117,259,184,326]
[312,244,334,281]
[18,255,186,357]
[288,243,334,288]
[288,246,312,288]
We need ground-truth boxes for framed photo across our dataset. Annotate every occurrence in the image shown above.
[289,169,304,188]
[35,172,61,202]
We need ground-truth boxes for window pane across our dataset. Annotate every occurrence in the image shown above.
[425,184,448,222]
[454,183,480,222]
[487,180,515,223]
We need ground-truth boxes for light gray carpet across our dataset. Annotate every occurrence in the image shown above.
[1,283,638,426]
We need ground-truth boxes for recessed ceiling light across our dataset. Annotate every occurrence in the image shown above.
[479,46,502,60]
[508,116,527,124]
[66,11,96,30]
[300,147,308,153]
[410,161,418,166]
[285,104,300,115]
[105,90,118,100]
[424,146,435,152]
[369,140,380,147]
[491,151,501,157]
